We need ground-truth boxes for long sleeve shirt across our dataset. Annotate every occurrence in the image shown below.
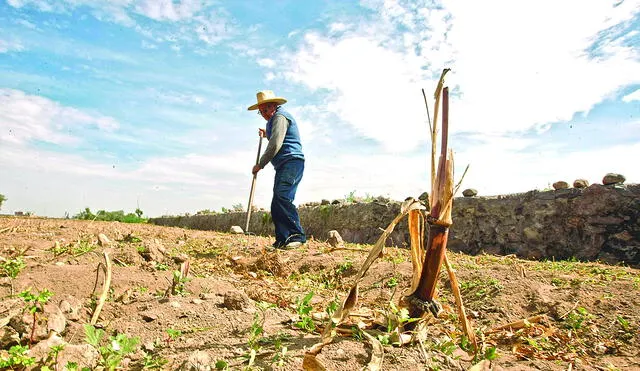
[258,114,288,169]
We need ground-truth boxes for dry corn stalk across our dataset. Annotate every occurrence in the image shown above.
[303,68,476,369]
[91,250,113,325]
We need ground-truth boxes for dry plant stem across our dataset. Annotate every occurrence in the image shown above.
[443,254,477,351]
[487,314,546,333]
[29,311,37,348]
[558,301,580,320]
[412,87,453,305]
[91,250,112,325]
[430,68,451,194]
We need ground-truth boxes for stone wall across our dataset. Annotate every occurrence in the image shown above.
[149,184,640,266]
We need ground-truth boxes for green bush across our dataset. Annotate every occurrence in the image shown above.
[73,208,147,223]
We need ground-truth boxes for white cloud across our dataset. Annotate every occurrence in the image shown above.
[6,0,236,46]
[454,137,640,196]
[144,88,206,106]
[0,89,119,146]
[141,40,157,49]
[257,58,276,68]
[283,33,431,152]
[623,89,640,103]
[443,0,640,134]
[328,22,349,33]
[0,39,25,53]
[135,0,204,21]
[194,10,234,45]
[276,0,640,152]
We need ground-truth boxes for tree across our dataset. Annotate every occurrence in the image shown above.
[0,194,6,211]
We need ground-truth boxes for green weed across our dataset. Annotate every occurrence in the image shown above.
[0,256,26,294]
[0,345,36,369]
[84,324,140,371]
[18,287,53,346]
[141,352,169,369]
[215,360,229,370]
[386,277,399,288]
[171,270,190,295]
[460,277,503,300]
[563,307,594,330]
[165,328,182,346]
[294,291,315,332]
[484,346,498,360]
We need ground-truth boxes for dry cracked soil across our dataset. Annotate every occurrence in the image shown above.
[1,217,639,370]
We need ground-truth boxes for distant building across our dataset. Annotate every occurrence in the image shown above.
[14,211,24,216]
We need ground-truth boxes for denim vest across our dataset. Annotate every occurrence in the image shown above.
[266,107,305,169]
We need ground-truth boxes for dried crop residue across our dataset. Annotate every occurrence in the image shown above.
[1,217,639,370]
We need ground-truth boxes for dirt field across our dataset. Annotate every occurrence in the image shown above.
[1,217,639,370]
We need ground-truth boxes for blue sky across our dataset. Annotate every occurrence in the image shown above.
[1,0,639,217]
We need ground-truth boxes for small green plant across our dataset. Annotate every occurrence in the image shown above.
[155,263,170,271]
[0,256,26,294]
[362,193,375,203]
[41,344,65,370]
[270,344,289,368]
[563,307,594,330]
[459,335,472,352]
[325,298,339,317]
[242,302,274,368]
[344,190,357,203]
[18,287,53,346]
[434,338,457,356]
[1,256,26,279]
[351,326,363,341]
[171,270,190,295]
[294,291,315,332]
[386,277,399,288]
[141,352,169,369]
[460,277,503,300]
[165,328,182,346]
[84,324,140,371]
[335,260,353,275]
[261,212,272,225]
[484,346,498,360]
[64,362,84,370]
[616,315,634,341]
[377,333,391,345]
[215,360,229,370]
[0,345,36,369]
[386,302,419,335]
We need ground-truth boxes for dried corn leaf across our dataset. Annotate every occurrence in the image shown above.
[302,353,328,371]
[444,253,477,351]
[361,330,384,371]
[408,209,425,296]
[487,315,547,333]
[304,198,424,368]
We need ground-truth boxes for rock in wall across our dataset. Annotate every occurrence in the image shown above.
[149,184,640,266]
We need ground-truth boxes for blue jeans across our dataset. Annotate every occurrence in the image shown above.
[272,159,306,246]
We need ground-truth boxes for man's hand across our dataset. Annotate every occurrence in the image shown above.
[258,128,266,138]
[252,164,262,175]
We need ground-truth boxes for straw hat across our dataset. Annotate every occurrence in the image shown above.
[247,90,287,111]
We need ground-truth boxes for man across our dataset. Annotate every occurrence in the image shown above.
[248,90,306,249]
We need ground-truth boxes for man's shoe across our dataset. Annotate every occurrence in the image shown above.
[283,241,303,249]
